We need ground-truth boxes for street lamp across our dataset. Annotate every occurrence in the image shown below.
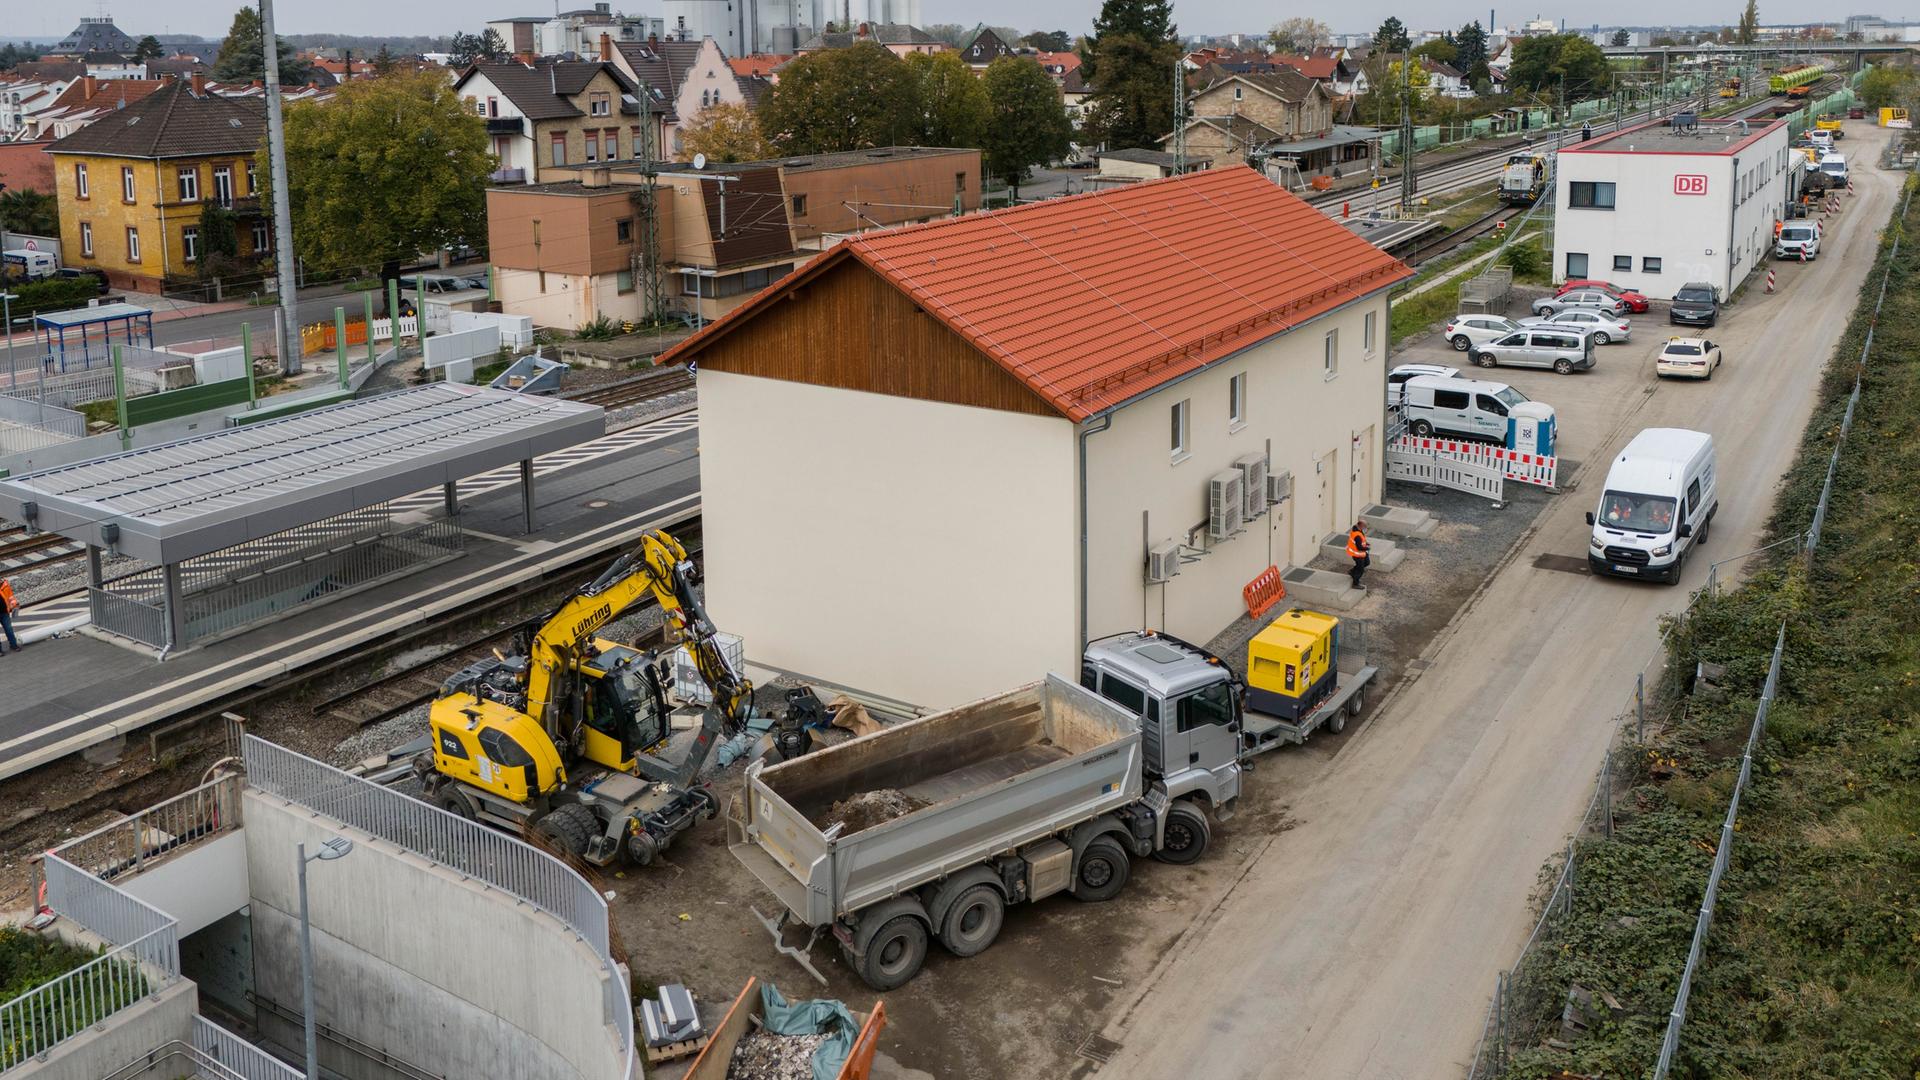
[297,836,354,1080]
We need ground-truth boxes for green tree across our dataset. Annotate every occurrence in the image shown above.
[901,51,990,148]
[1024,30,1073,51]
[0,44,41,69]
[213,5,313,85]
[1609,29,1631,46]
[758,42,913,154]
[1412,40,1457,65]
[676,102,774,162]
[0,188,57,236]
[371,44,398,75]
[1505,33,1609,97]
[1373,16,1411,54]
[133,35,164,61]
[1081,0,1176,79]
[923,23,969,48]
[1737,0,1759,44]
[981,57,1072,198]
[1085,31,1182,150]
[270,69,490,293]
[1268,17,1331,55]
[1859,65,1912,108]
[448,28,506,67]
[1455,21,1490,82]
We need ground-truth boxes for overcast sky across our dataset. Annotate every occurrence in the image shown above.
[8,1,1903,42]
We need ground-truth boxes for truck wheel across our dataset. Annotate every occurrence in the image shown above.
[534,804,595,857]
[1071,838,1131,902]
[435,788,476,820]
[857,916,929,990]
[1154,803,1212,865]
[938,885,1005,958]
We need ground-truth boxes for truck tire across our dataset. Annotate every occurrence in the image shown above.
[1071,838,1131,902]
[435,788,476,820]
[938,884,1005,958]
[534,804,595,857]
[1154,802,1211,865]
[856,915,929,991]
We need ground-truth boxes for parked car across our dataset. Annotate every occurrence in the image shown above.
[1520,309,1632,344]
[1442,315,1523,352]
[1775,221,1821,260]
[1849,105,1866,119]
[1400,374,1532,442]
[1669,282,1721,327]
[1655,337,1723,379]
[1556,279,1651,313]
[1532,288,1628,318]
[55,266,109,295]
[1387,362,1461,406]
[1819,152,1848,187]
[1470,328,1597,374]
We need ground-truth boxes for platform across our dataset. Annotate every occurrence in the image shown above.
[0,408,702,781]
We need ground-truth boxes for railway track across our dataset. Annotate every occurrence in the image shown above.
[0,532,82,571]
[566,367,696,410]
[1403,205,1526,267]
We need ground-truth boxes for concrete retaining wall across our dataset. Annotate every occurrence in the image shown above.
[11,977,198,1080]
[242,791,625,1080]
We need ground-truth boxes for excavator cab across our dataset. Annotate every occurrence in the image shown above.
[572,645,671,770]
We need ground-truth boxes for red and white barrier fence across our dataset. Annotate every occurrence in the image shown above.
[1391,434,1559,489]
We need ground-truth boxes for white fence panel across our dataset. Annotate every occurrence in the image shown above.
[1390,435,1558,489]
[369,315,419,343]
[449,310,533,347]
[1387,444,1506,502]
[422,325,500,370]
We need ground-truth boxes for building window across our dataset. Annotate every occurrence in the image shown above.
[182,225,199,262]
[1323,329,1339,379]
[1613,255,1632,271]
[631,124,643,155]
[125,226,140,262]
[1233,86,1243,100]
[1363,311,1376,355]
[177,166,198,203]
[585,131,598,163]
[1171,399,1190,460]
[80,221,93,256]
[617,269,635,293]
[121,166,136,203]
[75,162,88,198]
[487,96,498,117]
[244,160,256,194]
[1566,252,1589,278]
[791,193,807,216]
[616,217,633,242]
[252,220,270,253]
[589,91,611,116]
[1568,181,1615,209]
[1228,373,1246,429]
[604,128,619,159]
[550,133,567,166]
[955,171,966,194]
[213,166,233,207]
[1642,256,1663,274]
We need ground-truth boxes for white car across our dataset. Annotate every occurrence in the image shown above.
[1442,315,1524,353]
[1531,289,1629,318]
[1520,309,1632,344]
[1654,337,1723,380]
[1386,363,1461,406]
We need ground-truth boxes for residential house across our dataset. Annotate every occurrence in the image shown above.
[1419,58,1474,98]
[795,24,947,58]
[1164,71,1336,168]
[0,75,77,140]
[662,167,1413,707]
[1034,51,1081,83]
[610,37,704,155]
[1062,67,1094,130]
[45,16,137,59]
[728,54,790,81]
[960,28,1015,70]
[21,77,166,142]
[1084,147,1210,189]
[665,38,773,156]
[82,53,146,81]
[453,55,647,184]
[1273,51,1368,97]
[46,76,270,293]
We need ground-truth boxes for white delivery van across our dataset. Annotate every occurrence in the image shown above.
[1586,428,1718,584]
[2,249,57,281]
[1818,152,1848,187]
[1401,374,1532,443]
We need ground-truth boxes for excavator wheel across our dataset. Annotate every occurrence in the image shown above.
[534,804,596,857]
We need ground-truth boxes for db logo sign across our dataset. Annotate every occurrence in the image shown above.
[1674,174,1709,195]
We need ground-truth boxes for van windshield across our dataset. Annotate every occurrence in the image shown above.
[1599,491,1677,534]
[1494,387,1528,408]
[1782,227,1814,241]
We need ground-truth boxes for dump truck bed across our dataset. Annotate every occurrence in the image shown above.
[729,674,1142,926]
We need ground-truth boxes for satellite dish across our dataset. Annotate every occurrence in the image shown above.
[693,153,707,170]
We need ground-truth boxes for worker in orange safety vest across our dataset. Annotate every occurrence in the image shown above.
[1346,521,1371,590]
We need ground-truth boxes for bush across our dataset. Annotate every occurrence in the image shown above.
[1501,239,1545,279]
[574,314,620,342]
[6,276,102,318]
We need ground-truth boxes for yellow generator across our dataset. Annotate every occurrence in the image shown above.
[1246,609,1339,722]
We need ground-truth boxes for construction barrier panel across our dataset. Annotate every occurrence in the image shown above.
[1242,565,1288,620]
[1391,435,1558,489]
[1386,448,1506,502]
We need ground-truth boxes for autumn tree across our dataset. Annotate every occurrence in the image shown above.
[213,5,313,85]
[981,57,1072,197]
[1269,17,1331,55]
[676,102,773,163]
[758,42,913,153]
[1736,0,1759,44]
[901,51,990,148]
[1025,30,1073,51]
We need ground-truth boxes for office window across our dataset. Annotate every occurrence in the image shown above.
[213,166,233,207]
[1323,329,1339,378]
[1171,399,1189,460]
[1567,252,1589,278]
[75,162,88,198]
[177,166,198,203]
[1613,255,1632,271]
[550,132,567,166]
[251,220,270,253]
[125,226,140,262]
[791,193,807,216]
[1643,256,1663,273]
[80,221,93,256]
[1568,181,1615,209]
[121,166,136,203]
[182,225,199,262]
[1228,372,1246,428]
[1363,310,1376,355]
[616,217,633,242]
[590,91,610,116]
[617,269,635,293]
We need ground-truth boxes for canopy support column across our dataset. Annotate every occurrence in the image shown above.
[444,481,458,517]
[521,458,535,534]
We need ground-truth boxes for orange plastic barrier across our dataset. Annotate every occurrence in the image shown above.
[1243,565,1287,620]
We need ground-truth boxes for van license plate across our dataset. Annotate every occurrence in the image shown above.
[1613,564,1638,574]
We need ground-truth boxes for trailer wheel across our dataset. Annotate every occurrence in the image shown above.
[857,916,929,991]
[1153,802,1212,865]
[939,885,1005,958]
[534,804,595,857]
[1071,838,1131,902]
[1328,707,1348,734]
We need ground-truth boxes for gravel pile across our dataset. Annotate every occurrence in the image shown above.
[825,789,926,833]
[725,1030,829,1080]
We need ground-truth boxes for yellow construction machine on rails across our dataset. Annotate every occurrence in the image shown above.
[414,528,752,867]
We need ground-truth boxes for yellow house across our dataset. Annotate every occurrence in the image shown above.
[46,76,268,293]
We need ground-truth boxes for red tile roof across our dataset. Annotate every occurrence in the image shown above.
[1272,53,1339,79]
[728,54,790,77]
[666,166,1412,421]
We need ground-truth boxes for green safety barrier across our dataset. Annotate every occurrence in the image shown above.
[124,377,253,428]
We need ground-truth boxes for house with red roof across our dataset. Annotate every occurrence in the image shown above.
[663,166,1413,706]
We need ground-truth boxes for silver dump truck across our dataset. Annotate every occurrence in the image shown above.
[728,673,1240,990]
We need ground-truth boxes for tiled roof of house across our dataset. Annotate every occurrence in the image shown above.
[5,61,84,82]
[961,28,1015,65]
[47,76,166,112]
[728,54,790,78]
[1420,57,1465,79]
[1062,67,1091,94]
[664,167,1412,421]
[798,23,943,50]
[1231,69,1320,103]
[612,40,701,119]
[1035,51,1081,75]
[44,81,265,159]
[737,75,773,109]
[1272,53,1339,80]
[457,59,634,120]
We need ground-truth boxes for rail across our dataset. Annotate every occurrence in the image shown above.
[191,1015,306,1080]
[50,773,244,883]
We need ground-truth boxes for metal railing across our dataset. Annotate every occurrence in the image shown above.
[191,1015,306,1080]
[50,773,243,884]
[90,581,169,649]
[0,390,85,439]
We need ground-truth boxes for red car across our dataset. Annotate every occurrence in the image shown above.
[1556,279,1651,313]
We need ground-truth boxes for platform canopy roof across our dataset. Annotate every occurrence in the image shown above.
[0,384,604,564]
[32,302,152,329]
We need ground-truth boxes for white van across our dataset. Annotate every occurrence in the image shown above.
[1,249,57,281]
[1401,374,1531,443]
[1586,428,1718,584]
[1819,152,1848,187]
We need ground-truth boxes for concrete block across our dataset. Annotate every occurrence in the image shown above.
[1319,532,1406,573]
[1360,502,1438,539]
[1280,566,1365,610]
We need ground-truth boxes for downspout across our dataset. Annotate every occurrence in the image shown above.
[1727,155,1740,288]
[1078,413,1113,650]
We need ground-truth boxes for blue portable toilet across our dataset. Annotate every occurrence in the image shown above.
[1508,401,1556,456]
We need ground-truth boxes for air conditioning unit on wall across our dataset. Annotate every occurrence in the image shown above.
[1208,469,1245,541]
[1235,452,1270,518]
[1145,540,1180,584]
[1268,471,1293,506]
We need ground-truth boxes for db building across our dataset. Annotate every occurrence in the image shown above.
[1551,116,1792,300]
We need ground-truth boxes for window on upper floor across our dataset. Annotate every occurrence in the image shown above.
[1363,311,1377,355]
[791,193,807,216]
[1324,328,1339,379]
[616,217,633,242]
[590,91,610,116]
[121,166,135,203]
[1229,373,1246,429]
[1569,181,1615,209]
[75,162,88,198]
[177,166,198,203]
[1171,399,1190,460]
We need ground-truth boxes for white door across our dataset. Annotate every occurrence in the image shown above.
[1315,449,1337,540]
[1351,427,1375,511]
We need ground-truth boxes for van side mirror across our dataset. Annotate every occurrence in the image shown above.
[1678,523,1693,538]
[1585,512,1595,526]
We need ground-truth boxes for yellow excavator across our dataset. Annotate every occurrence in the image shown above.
[414,528,753,866]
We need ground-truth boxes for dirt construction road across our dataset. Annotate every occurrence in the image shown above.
[1091,123,1901,1080]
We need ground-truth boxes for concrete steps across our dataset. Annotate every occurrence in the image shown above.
[1280,566,1367,610]
[1360,503,1437,540]
[1319,531,1407,573]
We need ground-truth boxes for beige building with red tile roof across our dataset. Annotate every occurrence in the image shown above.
[666,166,1413,706]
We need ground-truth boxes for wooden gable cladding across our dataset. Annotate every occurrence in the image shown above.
[694,255,1061,418]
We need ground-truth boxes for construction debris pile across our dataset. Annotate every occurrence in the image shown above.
[826,788,927,832]
[724,1029,830,1080]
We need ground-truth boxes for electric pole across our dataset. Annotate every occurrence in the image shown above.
[1172,60,1186,173]
[1399,56,1415,212]
[634,83,664,325]
[260,0,300,374]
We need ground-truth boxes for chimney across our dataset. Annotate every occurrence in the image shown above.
[517,50,535,66]
[191,70,206,97]
[582,166,611,188]
[599,32,613,61]
[80,74,97,101]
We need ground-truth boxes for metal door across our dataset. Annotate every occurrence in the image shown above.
[1315,449,1336,539]
[1351,426,1375,509]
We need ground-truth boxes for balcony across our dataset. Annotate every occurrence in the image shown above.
[486,116,524,136]
[489,166,528,184]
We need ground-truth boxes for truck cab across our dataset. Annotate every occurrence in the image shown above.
[1081,632,1243,817]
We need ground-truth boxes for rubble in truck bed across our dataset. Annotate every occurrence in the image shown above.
[725,1030,830,1080]
[825,789,928,833]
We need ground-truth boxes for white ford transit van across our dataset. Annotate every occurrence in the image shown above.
[1400,375,1532,443]
[1586,428,1718,583]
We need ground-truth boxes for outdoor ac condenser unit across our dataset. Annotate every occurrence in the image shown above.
[1235,452,1270,518]
[1146,540,1181,584]
[1208,469,1245,541]
[1268,471,1293,506]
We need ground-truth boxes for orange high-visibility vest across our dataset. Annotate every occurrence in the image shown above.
[1346,529,1368,559]
[0,579,14,614]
